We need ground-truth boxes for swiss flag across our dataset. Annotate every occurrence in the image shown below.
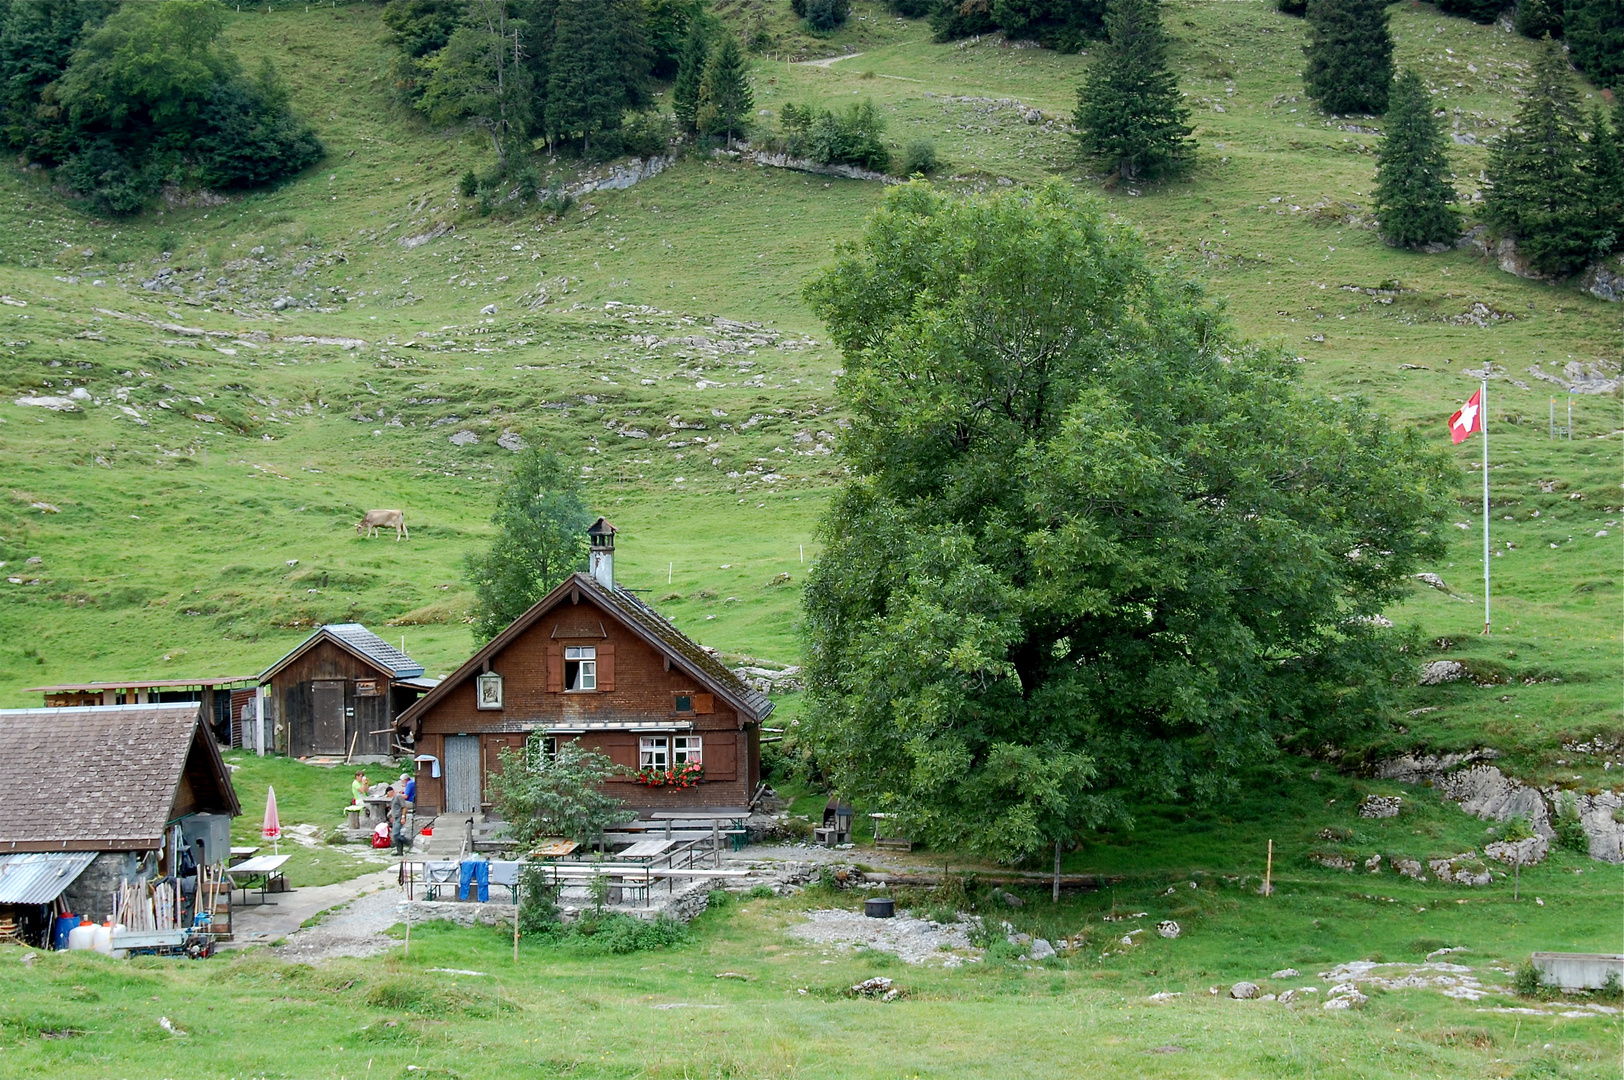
[1449,389,1483,444]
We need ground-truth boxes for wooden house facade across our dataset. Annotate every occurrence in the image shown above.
[260,624,437,760]
[396,521,773,817]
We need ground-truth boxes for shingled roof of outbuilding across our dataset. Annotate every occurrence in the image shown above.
[397,572,773,733]
[0,704,240,852]
[260,622,425,682]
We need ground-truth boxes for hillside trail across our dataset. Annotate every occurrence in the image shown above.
[795,52,862,67]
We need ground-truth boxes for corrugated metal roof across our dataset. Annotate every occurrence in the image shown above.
[0,852,97,904]
[24,676,257,693]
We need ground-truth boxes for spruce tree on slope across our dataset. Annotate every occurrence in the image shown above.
[1583,105,1623,257]
[544,0,647,154]
[1565,0,1624,90]
[1484,40,1597,276]
[696,32,752,148]
[672,20,710,134]
[1373,69,1458,248]
[1303,0,1394,115]
[1075,0,1193,181]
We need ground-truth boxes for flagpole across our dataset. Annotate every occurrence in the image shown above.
[1481,379,1490,635]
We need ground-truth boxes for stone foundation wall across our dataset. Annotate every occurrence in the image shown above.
[62,851,146,923]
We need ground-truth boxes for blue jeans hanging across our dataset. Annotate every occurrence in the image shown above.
[458,860,489,902]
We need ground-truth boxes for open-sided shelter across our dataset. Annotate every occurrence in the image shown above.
[396,520,773,816]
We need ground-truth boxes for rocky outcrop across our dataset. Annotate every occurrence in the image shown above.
[742,149,897,184]
[1484,835,1548,866]
[1581,257,1624,302]
[1574,790,1624,862]
[1495,237,1544,280]
[1427,852,1491,886]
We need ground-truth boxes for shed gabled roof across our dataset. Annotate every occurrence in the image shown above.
[397,572,773,733]
[0,704,240,853]
[260,622,425,682]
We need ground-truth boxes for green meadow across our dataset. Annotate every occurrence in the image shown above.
[0,1,1618,1075]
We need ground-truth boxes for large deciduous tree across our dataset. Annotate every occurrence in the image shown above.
[1303,0,1394,115]
[1074,0,1194,181]
[799,182,1452,866]
[1374,68,1458,248]
[463,447,592,643]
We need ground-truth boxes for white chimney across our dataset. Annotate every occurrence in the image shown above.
[587,517,616,590]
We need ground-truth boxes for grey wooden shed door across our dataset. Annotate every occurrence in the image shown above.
[312,681,345,755]
[444,736,482,813]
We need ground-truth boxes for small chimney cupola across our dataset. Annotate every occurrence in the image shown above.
[587,517,617,589]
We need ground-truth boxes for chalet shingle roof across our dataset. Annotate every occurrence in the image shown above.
[0,704,239,852]
[260,622,425,681]
[398,572,773,732]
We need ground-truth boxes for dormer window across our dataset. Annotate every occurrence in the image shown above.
[564,646,597,691]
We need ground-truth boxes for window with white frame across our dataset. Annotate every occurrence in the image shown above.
[564,646,596,691]
[527,735,558,767]
[639,736,669,770]
[672,735,703,766]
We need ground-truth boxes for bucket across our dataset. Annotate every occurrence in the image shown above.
[52,914,77,951]
[864,897,895,919]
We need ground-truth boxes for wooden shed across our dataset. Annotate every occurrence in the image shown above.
[260,624,437,760]
[0,703,240,936]
[396,520,773,816]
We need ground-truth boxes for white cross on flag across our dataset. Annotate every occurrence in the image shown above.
[1449,388,1482,444]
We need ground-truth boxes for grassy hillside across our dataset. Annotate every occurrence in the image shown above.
[0,1,1619,1074]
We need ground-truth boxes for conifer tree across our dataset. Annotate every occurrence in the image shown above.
[1373,69,1458,248]
[696,32,752,148]
[542,0,647,154]
[1565,0,1624,90]
[1074,0,1193,181]
[672,20,710,134]
[1303,0,1394,115]
[1484,40,1597,275]
[1583,105,1623,256]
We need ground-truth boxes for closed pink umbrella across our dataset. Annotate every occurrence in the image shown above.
[262,785,282,855]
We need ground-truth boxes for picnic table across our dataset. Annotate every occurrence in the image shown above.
[227,853,291,906]
[228,846,259,866]
[530,840,579,860]
[617,839,677,863]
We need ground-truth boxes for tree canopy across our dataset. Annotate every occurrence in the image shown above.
[463,447,593,643]
[0,0,320,214]
[800,182,1453,864]
[487,738,629,848]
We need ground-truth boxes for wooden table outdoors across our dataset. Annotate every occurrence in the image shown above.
[227,853,291,906]
[529,839,580,860]
[616,839,677,863]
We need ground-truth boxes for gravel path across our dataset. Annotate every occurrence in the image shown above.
[786,908,979,966]
[272,884,406,964]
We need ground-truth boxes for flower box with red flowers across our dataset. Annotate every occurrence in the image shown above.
[632,761,704,789]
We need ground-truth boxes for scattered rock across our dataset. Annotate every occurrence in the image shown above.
[480,304,498,315]
[1229,981,1260,1000]
[997,889,1024,908]
[1324,986,1368,1009]
[1157,920,1181,939]
[1364,854,1384,873]
[1277,988,1299,1004]
[1311,852,1357,871]
[1429,853,1491,886]
[1359,795,1403,819]
[1414,572,1455,594]
[1272,968,1300,979]
[1418,660,1465,685]
[496,431,527,452]
[849,976,901,1001]
[1028,938,1057,961]
[1485,835,1549,866]
[786,909,975,966]
[1580,256,1624,303]
[448,430,479,446]
[1392,857,1427,882]
[14,394,82,412]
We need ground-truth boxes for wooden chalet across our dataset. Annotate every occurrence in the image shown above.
[396,520,773,816]
[0,703,240,935]
[260,624,437,760]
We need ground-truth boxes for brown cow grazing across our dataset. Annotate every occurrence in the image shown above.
[356,509,408,541]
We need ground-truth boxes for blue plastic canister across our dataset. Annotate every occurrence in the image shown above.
[52,914,77,950]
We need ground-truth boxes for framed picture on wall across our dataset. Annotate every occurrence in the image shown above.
[476,672,503,710]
